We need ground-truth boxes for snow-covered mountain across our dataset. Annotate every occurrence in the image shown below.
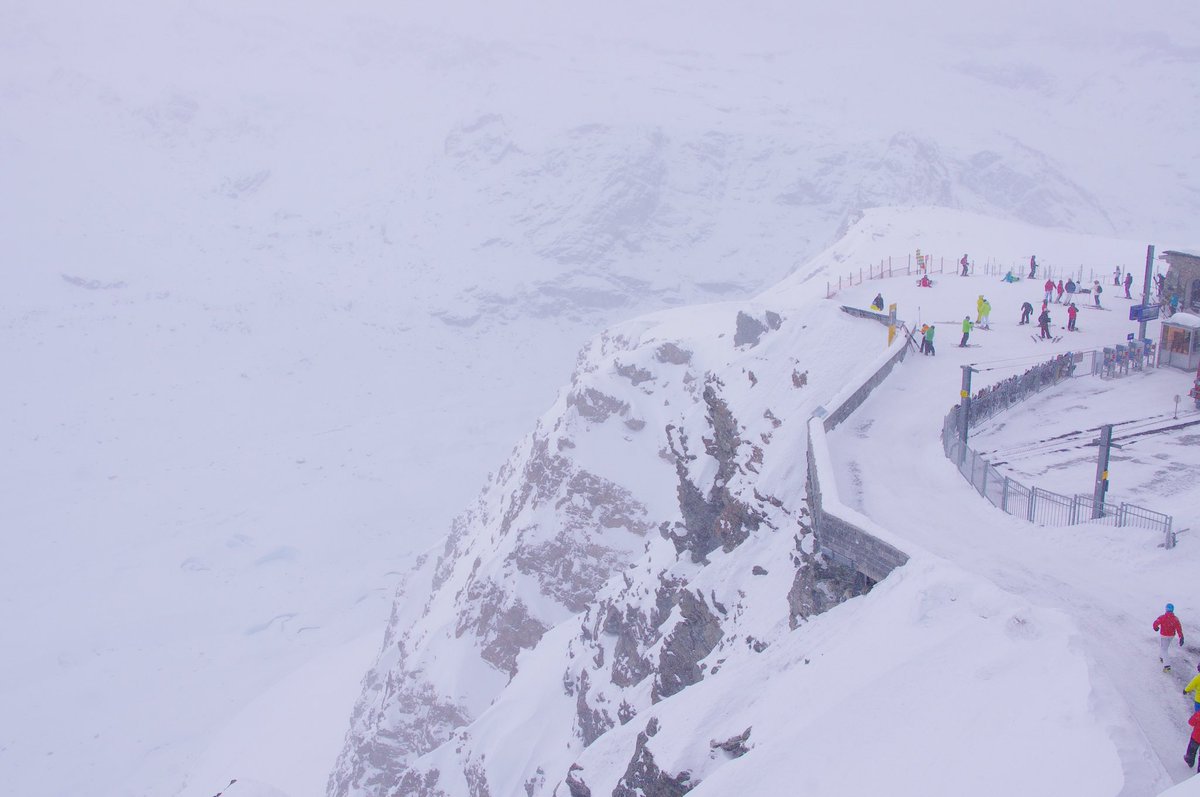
[328,207,1200,796]
[3,3,1200,796]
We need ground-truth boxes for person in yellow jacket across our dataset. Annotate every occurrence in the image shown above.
[976,295,985,323]
[1185,663,1200,713]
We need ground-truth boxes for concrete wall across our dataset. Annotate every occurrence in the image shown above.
[806,332,912,584]
[822,333,912,433]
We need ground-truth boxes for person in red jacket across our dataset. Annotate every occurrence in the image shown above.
[1185,709,1200,772]
[1154,603,1185,672]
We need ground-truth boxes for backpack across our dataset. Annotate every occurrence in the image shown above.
[1097,285,1102,294]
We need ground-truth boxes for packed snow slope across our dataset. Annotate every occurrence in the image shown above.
[328,205,1200,797]
[4,2,1200,796]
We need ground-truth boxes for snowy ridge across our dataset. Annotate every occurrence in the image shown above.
[329,298,889,795]
[328,205,1200,796]
[6,4,1200,793]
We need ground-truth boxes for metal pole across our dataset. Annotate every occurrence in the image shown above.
[1138,244,1155,342]
[1092,424,1113,519]
[959,366,974,464]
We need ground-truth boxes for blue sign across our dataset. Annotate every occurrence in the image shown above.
[1129,304,1161,322]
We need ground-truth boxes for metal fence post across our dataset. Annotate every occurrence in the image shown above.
[979,459,988,497]
[1001,477,1009,513]
[1028,488,1037,522]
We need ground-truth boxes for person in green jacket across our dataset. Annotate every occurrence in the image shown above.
[923,324,936,356]
[1185,663,1200,713]
[959,316,973,347]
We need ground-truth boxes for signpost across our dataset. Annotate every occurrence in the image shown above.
[1138,244,1155,340]
[1129,303,1161,322]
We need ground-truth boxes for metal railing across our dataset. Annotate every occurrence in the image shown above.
[941,356,1175,547]
[824,255,1144,299]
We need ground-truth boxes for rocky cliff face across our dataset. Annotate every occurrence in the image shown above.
[328,296,884,797]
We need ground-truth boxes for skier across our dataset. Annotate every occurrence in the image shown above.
[871,293,884,312]
[1114,266,1122,287]
[1155,273,1166,299]
[1067,303,1078,332]
[1184,663,1200,713]
[1065,277,1077,298]
[1038,307,1052,339]
[1093,281,1103,308]
[1044,278,1056,304]
[1186,709,1200,773]
[919,324,930,354]
[1028,255,1038,279]
[979,297,992,328]
[1019,301,1034,325]
[1056,279,1065,303]
[1154,603,1185,672]
[923,324,936,356]
[1124,272,1133,299]
[960,254,969,276]
[917,274,932,288]
[976,295,986,324]
[959,316,973,347]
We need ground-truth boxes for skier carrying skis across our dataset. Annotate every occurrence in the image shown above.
[1184,663,1200,713]
[960,254,969,276]
[1067,303,1078,332]
[1124,272,1133,299]
[1154,604,1185,672]
[1019,301,1033,325]
[960,316,973,347]
[1038,307,1052,339]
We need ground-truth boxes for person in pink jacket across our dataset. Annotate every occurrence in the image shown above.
[1155,603,1185,672]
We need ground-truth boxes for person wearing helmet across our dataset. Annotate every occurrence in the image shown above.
[1154,603,1185,672]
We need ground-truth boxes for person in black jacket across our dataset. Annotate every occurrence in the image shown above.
[1038,307,1052,339]
[1019,301,1034,325]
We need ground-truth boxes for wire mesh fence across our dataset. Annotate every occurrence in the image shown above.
[969,353,1077,427]
[942,355,1175,546]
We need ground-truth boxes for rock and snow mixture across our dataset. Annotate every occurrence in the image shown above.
[328,297,883,796]
[327,208,1200,797]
